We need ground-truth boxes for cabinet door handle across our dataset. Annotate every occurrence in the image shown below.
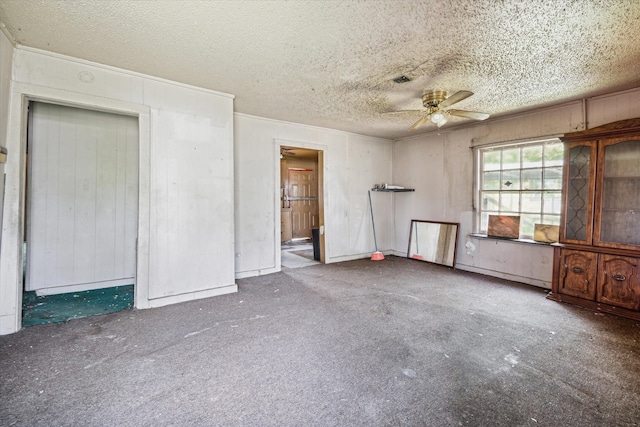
[613,273,627,281]
[571,266,584,274]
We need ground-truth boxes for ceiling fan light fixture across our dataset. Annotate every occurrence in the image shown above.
[430,111,447,127]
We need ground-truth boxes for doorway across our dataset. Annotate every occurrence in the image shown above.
[23,102,138,325]
[279,146,323,269]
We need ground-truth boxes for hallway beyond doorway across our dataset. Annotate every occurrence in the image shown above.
[281,239,319,270]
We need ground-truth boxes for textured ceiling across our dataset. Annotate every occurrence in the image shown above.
[1,0,640,139]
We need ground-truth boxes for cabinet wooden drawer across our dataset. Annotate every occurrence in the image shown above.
[597,254,640,310]
[557,249,597,300]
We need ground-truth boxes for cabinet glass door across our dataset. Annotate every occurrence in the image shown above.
[562,142,595,243]
[595,139,640,249]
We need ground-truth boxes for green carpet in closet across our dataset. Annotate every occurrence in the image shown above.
[22,285,134,327]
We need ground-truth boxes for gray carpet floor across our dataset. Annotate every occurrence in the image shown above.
[1,256,639,426]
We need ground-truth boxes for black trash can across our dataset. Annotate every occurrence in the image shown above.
[311,228,320,261]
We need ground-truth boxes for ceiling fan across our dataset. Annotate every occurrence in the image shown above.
[280,147,297,158]
[390,90,490,131]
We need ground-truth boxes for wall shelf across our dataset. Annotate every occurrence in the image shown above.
[371,188,415,192]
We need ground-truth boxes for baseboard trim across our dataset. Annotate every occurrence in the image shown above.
[145,284,238,309]
[456,264,551,289]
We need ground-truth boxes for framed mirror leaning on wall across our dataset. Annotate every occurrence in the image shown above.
[407,220,460,268]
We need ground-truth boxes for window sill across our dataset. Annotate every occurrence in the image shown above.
[469,233,555,246]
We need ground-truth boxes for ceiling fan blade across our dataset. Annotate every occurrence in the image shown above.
[382,109,424,114]
[439,90,474,108]
[408,116,429,131]
[447,109,490,121]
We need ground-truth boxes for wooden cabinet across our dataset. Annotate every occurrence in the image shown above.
[556,249,597,300]
[549,118,640,320]
[597,254,640,310]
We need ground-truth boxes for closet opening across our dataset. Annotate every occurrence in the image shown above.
[22,101,139,326]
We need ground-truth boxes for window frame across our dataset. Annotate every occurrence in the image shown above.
[474,138,564,240]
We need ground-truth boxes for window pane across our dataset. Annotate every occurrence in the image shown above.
[483,151,501,171]
[544,143,564,167]
[544,166,563,190]
[483,171,500,190]
[543,191,562,214]
[502,148,521,170]
[541,214,561,226]
[522,192,542,213]
[477,139,563,238]
[520,213,541,237]
[522,146,542,168]
[482,192,500,211]
[522,168,542,190]
[501,192,520,211]
[501,170,520,190]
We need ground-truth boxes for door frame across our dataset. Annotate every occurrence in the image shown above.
[274,139,326,269]
[0,83,150,334]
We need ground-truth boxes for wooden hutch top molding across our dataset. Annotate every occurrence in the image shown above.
[562,117,640,142]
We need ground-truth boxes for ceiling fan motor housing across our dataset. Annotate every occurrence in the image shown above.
[422,90,448,108]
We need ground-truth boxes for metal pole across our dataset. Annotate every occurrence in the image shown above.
[368,190,379,252]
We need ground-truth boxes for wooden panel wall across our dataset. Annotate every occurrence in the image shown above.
[27,102,138,294]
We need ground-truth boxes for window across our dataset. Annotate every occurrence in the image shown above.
[476,139,564,239]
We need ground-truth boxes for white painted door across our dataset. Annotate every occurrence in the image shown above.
[26,102,138,295]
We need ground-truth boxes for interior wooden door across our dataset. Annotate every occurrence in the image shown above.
[26,102,138,295]
[287,165,318,239]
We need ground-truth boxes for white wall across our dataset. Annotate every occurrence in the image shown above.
[0,30,12,245]
[0,47,236,334]
[0,30,14,333]
[393,88,640,288]
[234,114,393,278]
